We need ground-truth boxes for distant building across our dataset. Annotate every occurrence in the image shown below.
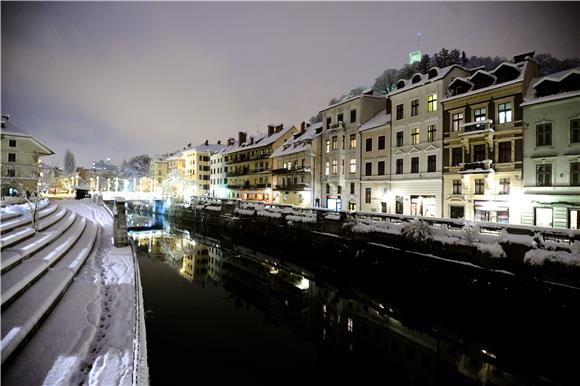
[210,138,236,198]
[320,91,385,211]
[181,140,225,196]
[223,124,297,201]
[149,155,169,192]
[270,121,323,207]
[520,67,580,228]
[441,53,538,223]
[389,64,472,217]
[1,114,54,196]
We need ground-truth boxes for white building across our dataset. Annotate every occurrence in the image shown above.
[388,65,472,217]
[521,67,580,228]
[210,138,236,198]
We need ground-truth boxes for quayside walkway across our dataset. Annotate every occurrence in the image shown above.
[0,199,148,385]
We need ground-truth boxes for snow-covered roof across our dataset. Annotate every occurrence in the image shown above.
[320,94,385,113]
[388,64,473,96]
[0,115,54,155]
[521,67,580,106]
[442,60,531,102]
[270,124,322,158]
[359,110,391,132]
[223,125,295,155]
[191,142,226,153]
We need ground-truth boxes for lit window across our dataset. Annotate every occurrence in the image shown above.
[326,139,330,153]
[332,160,338,174]
[498,103,512,123]
[411,128,420,145]
[349,158,356,174]
[325,162,329,176]
[452,112,463,131]
[350,134,356,149]
[427,94,437,112]
[347,317,353,332]
[474,108,486,122]
[499,178,510,194]
[332,136,338,150]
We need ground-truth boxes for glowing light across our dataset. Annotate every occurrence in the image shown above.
[295,277,310,290]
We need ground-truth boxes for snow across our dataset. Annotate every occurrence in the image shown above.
[359,110,391,132]
[524,243,580,267]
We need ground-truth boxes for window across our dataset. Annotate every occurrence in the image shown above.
[326,117,331,130]
[341,160,344,174]
[378,136,385,150]
[453,179,462,194]
[427,125,436,142]
[325,162,329,176]
[427,94,437,112]
[337,185,342,194]
[326,139,330,153]
[365,188,371,204]
[411,128,420,145]
[411,157,419,173]
[366,138,372,152]
[342,135,345,150]
[498,142,512,163]
[450,206,465,219]
[474,179,485,194]
[473,144,486,162]
[570,119,580,143]
[8,139,16,147]
[452,112,463,131]
[7,168,16,177]
[474,107,486,122]
[499,178,510,194]
[571,162,580,186]
[332,136,338,150]
[378,161,385,175]
[350,134,356,149]
[535,207,553,228]
[536,164,552,186]
[396,159,403,174]
[332,160,338,174]
[451,147,463,166]
[350,158,356,173]
[411,99,419,116]
[536,123,552,146]
[396,131,404,147]
[8,153,16,162]
[427,155,436,172]
[350,109,357,123]
[365,162,372,176]
[326,184,330,194]
[348,202,356,211]
[350,182,355,194]
[498,102,512,123]
[396,104,404,120]
[395,196,404,214]
[337,113,344,124]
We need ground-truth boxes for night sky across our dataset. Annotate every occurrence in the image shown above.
[2,1,579,167]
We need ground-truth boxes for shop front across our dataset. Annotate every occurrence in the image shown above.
[474,200,509,224]
[410,195,437,217]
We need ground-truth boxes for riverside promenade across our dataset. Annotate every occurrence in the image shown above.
[0,199,148,385]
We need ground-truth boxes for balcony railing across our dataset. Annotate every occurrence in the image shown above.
[274,183,310,191]
[272,167,311,175]
[458,159,494,174]
[458,119,494,136]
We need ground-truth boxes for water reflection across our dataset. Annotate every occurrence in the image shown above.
[130,225,554,385]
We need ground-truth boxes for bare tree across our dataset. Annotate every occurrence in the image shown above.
[64,149,76,175]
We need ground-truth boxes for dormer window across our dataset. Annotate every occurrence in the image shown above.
[397,80,406,89]
[428,68,439,79]
[411,74,422,84]
[493,63,520,83]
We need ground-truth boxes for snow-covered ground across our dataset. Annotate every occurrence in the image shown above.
[1,199,148,386]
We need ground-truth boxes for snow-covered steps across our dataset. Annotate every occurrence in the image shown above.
[0,203,58,234]
[0,209,77,272]
[0,211,22,222]
[1,217,88,307]
[0,205,67,251]
[0,219,99,365]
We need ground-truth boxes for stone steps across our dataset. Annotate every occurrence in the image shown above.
[0,201,100,366]
[0,201,55,235]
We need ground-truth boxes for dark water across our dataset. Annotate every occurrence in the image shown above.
[132,216,580,386]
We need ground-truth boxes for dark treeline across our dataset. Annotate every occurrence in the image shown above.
[310,48,580,123]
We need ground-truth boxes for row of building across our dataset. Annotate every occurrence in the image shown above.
[149,53,578,229]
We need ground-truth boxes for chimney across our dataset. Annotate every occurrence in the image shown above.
[238,131,247,145]
[217,140,221,145]
[268,125,275,137]
[187,142,191,147]
[227,137,234,147]
[249,136,254,145]
[275,124,283,133]
[205,139,209,146]
[300,121,306,133]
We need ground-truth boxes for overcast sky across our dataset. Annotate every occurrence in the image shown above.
[2,1,579,167]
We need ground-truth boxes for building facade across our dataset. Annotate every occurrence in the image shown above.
[181,141,225,196]
[224,124,297,201]
[270,122,322,207]
[210,138,236,198]
[521,67,580,228]
[441,55,538,224]
[388,65,472,217]
[149,155,169,192]
[320,92,385,211]
[359,108,392,213]
[1,114,54,196]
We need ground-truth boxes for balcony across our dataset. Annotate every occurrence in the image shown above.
[274,183,310,191]
[271,167,311,175]
[458,159,494,174]
[458,119,494,137]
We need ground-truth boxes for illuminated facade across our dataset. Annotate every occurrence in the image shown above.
[520,67,580,228]
[210,138,236,198]
[1,114,54,196]
[224,124,297,201]
[441,54,539,223]
[320,92,385,211]
[270,122,322,207]
[149,155,168,192]
[181,141,225,196]
[389,65,472,217]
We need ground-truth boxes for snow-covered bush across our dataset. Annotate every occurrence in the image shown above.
[462,221,479,243]
[401,219,433,243]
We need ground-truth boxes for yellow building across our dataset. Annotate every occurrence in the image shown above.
[149,155,169,192]
[181,141,225,196]
[441,53,539,223]
[1,114,54,197]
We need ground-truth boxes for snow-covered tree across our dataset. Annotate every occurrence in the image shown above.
[120,154,151,178]
[373,68,400,95]
[64,149,76,175]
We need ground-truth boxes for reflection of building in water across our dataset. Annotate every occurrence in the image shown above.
[131,230,165,261]
[311,285,522,385]
[179,242,209,282]
[207,245,224,281]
